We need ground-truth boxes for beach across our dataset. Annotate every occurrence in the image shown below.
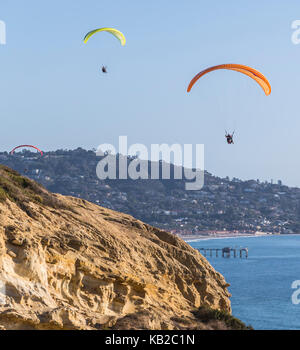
[178,232,271,242]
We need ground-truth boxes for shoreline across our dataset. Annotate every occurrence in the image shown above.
[179,232,271,242]
[179,232,300,243]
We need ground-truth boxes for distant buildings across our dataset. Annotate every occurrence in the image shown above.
[1,150,299,235]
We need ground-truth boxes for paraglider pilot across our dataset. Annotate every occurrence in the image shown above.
[101,66,107,73]
[225,131,234,144]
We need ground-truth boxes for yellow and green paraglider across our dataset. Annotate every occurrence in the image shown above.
[83,27,126,46]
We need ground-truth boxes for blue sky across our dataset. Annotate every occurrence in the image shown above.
[1,0,300,187]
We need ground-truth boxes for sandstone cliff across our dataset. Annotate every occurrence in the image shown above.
[0,165,244,330]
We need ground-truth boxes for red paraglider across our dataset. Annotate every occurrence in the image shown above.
[10,145,43,156]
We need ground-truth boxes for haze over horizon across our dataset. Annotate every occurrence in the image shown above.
[1,1,300,187]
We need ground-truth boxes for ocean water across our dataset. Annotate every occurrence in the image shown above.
[188,235,300,330]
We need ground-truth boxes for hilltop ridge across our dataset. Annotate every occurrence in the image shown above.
[1,148,299,235]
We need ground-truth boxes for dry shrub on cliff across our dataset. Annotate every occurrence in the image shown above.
[0,165,71,214]
[193,306,253,330]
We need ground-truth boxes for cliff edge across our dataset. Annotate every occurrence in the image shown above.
[0,165,246,330]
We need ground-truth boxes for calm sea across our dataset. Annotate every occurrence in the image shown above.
[188,234,300,330]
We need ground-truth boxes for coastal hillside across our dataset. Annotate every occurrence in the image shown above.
[0,165,249,330]
[1,149,299,235]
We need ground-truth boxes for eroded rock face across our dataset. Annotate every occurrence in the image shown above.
[0,166,231,330]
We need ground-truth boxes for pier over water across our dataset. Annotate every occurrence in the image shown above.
[198,247,248,258]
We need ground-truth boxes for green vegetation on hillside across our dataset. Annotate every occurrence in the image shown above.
[0,165,70,217]
[194,306,253,330]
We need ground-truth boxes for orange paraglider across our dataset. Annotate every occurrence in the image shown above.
[187,64,271,96]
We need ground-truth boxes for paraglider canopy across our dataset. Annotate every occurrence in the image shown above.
[83,27,126,46]
[10,145,43,156]
[187,64,271,96]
